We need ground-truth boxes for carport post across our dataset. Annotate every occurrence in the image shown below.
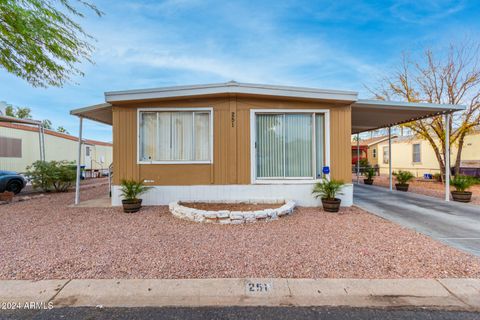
[74,116,83,205]
[445,113,450,201]
[356,133,360,183]
[388,127,392,191]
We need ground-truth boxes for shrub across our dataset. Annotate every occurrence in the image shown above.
[451,175,476,192]
[312,178,344,200]
[394,170,415,185]
[120,179,151,201]
[363,166,376,180]
[26,160,76,192]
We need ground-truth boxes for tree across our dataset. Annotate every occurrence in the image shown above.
[5,105,32,119]
[57,126,69,134]
[370,43,480,177]
[41,119,52,129]
[0,0,102,87]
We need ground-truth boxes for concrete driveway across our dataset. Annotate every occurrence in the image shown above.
[354,184,480,257]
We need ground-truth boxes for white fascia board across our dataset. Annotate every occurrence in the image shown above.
[354,99,465,112]
[70,103,112,116]
[105,82,358,103]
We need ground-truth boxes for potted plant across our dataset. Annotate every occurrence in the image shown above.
[312,178,344,212]
[394,170,414,192]
[120,179,150,213]
[450,175,476,203]
[363,166,375,185]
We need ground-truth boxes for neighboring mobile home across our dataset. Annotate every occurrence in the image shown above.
[70,82,462,206]
[375,131,480,177]
[0,122,112,174]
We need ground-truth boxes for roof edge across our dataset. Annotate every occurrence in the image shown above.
[354,99,466,111]
[104,81,359,103]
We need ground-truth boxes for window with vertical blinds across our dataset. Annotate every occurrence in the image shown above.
[139,110,212,163]
[255,113,325,179]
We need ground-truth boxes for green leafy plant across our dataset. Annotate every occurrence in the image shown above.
[26,160,76,192]
[450,175,476,192]
[312,178,344,200]
[120,179,151,201]
[359,158,369,168]
[363,166,376,180]
[394,170,415,185]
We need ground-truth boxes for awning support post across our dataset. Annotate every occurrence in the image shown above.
[75,117,83,205]
[356,133,360,184]
[445,113,450,201]
[388,127,392,192]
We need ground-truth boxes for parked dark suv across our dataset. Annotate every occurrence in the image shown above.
[0,171,27,194]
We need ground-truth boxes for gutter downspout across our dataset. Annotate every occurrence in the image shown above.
[75,116,83,205]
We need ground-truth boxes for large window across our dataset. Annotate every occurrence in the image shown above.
[254,112,326,180]
[139,109,212,163]
[412,143,421,163]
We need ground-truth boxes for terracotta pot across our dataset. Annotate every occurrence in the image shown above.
[321,198,341,213]
[122,199,142,213]
[0,191,14,202]
[451,191,472,203]
[363,179,374,185]
[395,184,409,192]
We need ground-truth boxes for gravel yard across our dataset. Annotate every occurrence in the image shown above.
[355,174,480,205]
[1,181,480,280]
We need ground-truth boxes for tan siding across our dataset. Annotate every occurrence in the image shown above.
[113,96,352,185]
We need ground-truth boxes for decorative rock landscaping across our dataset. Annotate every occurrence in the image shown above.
[169,200,296,224]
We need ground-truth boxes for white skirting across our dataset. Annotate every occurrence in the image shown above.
[112,183,353,207]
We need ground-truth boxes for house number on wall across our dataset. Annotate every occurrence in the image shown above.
[246,282,272,293]
[231,112,236,128]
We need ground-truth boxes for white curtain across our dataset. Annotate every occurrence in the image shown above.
[256,114,284,178]
[256,113,325,179]
[285,114,312,177]
[157,112,171,160]
[194,112,210,161]
[315,114,324,178]
[140,112,157,161]
[171,112,194,161]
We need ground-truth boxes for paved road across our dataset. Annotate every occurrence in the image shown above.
[1,307,479,320]
[354,184,480,256]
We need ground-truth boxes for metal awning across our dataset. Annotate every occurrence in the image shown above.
[352,100,465,134]
[70,103,112,125]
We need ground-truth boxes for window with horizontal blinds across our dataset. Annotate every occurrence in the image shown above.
[412,143,421,163]
[139,110,211,162]
[255,113,325,179]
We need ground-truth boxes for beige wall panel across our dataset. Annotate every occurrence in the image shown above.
[113,96,352,185]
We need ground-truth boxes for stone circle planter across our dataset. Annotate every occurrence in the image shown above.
[451,191,472,203]
[169,200,296,224]
[363,179,374,185]
[321,198,341,212]
[122,199,142,213]
[395,183,409,192]
[0,191,14,202]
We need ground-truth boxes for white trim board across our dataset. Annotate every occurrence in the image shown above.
[249,109,331,184]
[111,183,354,207]
[136,107,214,165]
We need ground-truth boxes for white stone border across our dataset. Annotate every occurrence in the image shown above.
[169,200,296,224]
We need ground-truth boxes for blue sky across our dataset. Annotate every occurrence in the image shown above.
[0,0,479,141]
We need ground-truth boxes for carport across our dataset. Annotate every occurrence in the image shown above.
[351,99,464,201]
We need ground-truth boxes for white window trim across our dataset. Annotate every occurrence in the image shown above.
[250,109,331,184]
[412,143,421,164]
[137,107,214,164]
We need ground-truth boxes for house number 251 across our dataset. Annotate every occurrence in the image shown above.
[247,282,270,292]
